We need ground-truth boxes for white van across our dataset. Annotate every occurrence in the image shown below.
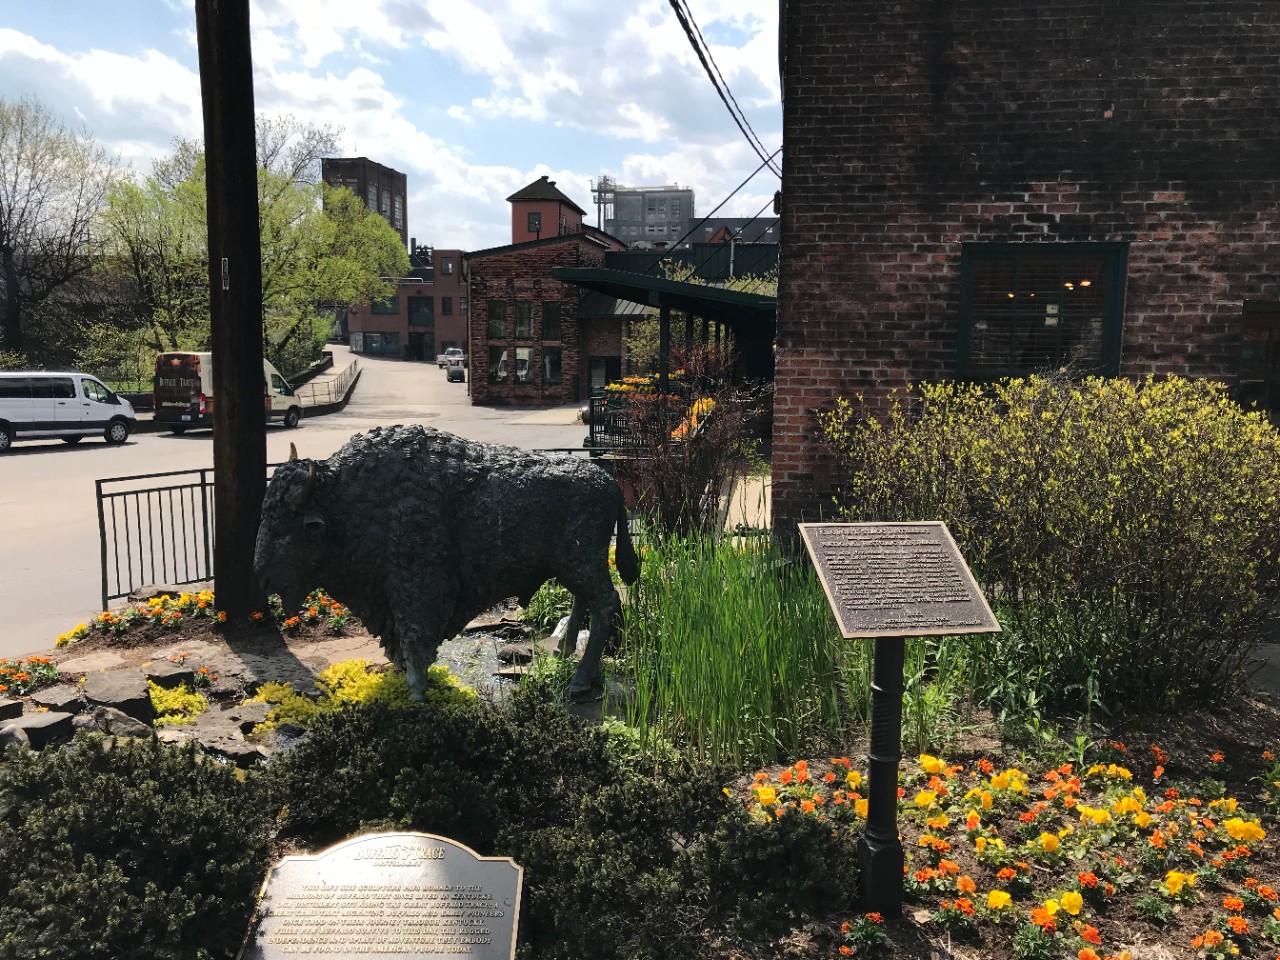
[0,372,138,452]
[153,352,302,434]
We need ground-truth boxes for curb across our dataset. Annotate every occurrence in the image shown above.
[131,366,361,434]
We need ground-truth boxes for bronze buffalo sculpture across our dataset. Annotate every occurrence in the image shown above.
[255,425,640,699]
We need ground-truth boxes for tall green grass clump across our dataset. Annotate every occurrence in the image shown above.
[621,534,854,766]
[820,375,1280,719]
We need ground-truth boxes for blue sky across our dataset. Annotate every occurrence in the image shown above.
[0,0,781,250]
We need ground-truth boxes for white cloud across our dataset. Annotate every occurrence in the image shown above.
[0,0,781,249]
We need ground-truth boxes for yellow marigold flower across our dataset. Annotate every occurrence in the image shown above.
[1113,796,1142,815]
[1164,870,1193,896]
[1223,818,1265,843]
[986,890,1012,910]
[846,770,863,789]
[1043,899,1060,916]
[854,798,868,818]
[914,790,937,808]
[1060,891,1083,916]
[919,754,946,775]
[755,786,778,807]
[980,790,993,810]
[1210,798,1239,813]
[1038,832,1060,853]
[1134,811,1153,829]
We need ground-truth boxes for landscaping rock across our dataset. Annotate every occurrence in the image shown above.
[206,739,267,768]
[0,697,22,722]
[83,670,154,725]
[1,711,74,749]
[0,725,30,749]
[496,636,560,665]
[223,700,271,735]
[92,705,153,738]
[30,683,87,714]
[72,714,99,732]
[144,660,195,689]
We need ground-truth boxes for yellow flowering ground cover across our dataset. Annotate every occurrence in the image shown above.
[736,736,1280,960]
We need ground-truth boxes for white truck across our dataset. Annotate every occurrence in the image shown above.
[436,347,465,368]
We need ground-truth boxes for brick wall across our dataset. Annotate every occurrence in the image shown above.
[467,238,608,405]
[775,0,1280,538]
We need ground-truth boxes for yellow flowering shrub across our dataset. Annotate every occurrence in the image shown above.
[148,681,207,726]
[820,375,1280,715]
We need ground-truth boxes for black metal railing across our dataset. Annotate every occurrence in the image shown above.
[96,447,641,610]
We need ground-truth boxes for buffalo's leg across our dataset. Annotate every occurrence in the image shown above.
[568,584,621,700]
[556,596,587,661]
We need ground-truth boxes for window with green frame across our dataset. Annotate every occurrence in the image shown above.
[407,296,434,327]
[487,300,507,339]
[957,243,1127,378]
[514,302,534,338]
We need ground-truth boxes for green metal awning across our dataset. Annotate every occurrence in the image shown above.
[551,267,775,325]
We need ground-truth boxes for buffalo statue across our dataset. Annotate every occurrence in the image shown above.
[254,425,640,700]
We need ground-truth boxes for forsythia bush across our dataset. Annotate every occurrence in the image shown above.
[819,375,1280,715]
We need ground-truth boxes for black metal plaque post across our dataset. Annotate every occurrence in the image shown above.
[861,634,905,916]
[798,522,1000,921]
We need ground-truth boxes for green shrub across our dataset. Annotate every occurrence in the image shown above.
[621,533,855,766]
[522,579,574,633]
[819,375,1280,717]
[0,735,271,960]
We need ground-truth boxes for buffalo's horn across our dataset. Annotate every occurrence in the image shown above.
[289,442,298,461]
[294,462,317,507]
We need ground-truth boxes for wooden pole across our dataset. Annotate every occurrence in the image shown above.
[195,0,266,620]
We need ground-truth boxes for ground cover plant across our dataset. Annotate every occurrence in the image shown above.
[819,375,1280,720]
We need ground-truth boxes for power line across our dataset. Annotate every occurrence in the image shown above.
[644,146,781,277]
[667,0,782,177]
[676,0,780,177]
[677,195,778,286]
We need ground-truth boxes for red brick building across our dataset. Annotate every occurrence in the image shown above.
[773,0,1280,537]
[347,245,467,361]
[465,177,626,405]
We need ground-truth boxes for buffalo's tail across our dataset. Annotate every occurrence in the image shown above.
[615,501,641,585]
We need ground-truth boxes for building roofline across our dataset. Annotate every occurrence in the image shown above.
[463,232,609,260]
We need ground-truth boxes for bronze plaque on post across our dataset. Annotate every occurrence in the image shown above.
[238,832,522,959]
[799,522,1000,638]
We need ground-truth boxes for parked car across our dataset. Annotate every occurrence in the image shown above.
[436,347,465,368]
[0,371,137,452]
[447,364,466,383]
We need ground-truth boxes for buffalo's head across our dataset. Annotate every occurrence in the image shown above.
[254,444,334,613]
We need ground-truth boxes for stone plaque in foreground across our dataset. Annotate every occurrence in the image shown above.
[799,522,1000,638]
[238,832,522,959]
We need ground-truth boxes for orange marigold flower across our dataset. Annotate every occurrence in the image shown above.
[937,859,960,875]
[1263,750,1275,762]
[1226,916,1248,936]
[1109,740,1126,752]
[1259,885,1277,901]
[753,771,769,782]
[1153,765,1164,779]
[780,769,793,785]
[865,913,883,923]
[801,800,816,814]
[840,921,852,935]
[824,771,837,783]
[977,758,994,775]
[1079,924,1102,946]
[1244,877,1258,888]
[1223,896,1244,912]
[839,948,853,956]
[1078,949,1101,960]
[997,867,1017,881]
[1211,750,1225,763]
[1078,872,1099,888]
[955,898,975,916]
[1029,908,1056,931]
[956,876,976,895]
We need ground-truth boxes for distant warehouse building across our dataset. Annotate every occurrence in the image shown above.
[322,156,409,247]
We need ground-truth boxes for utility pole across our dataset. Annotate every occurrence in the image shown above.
[195,0,266,619]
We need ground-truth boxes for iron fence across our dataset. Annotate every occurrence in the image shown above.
[96,446,639,610]
[292,359,360,406]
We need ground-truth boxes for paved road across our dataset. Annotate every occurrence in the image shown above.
[0,347,588,659]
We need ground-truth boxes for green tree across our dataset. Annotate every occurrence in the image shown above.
[98,125,408,374]
[0,96,120,357]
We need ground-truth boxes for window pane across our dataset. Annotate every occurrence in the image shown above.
[965,248,1114,376]
[515,302,534,338]
[441,296,453,316]
[542,301,561,341]
[528,212,541,233]
[408,296,434,327]
[515,347,534,383]
[543,347,562,384]
[488,346,508,383]
[0,376,30,399]
[487,301,507,339]
[82,378,107,402]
